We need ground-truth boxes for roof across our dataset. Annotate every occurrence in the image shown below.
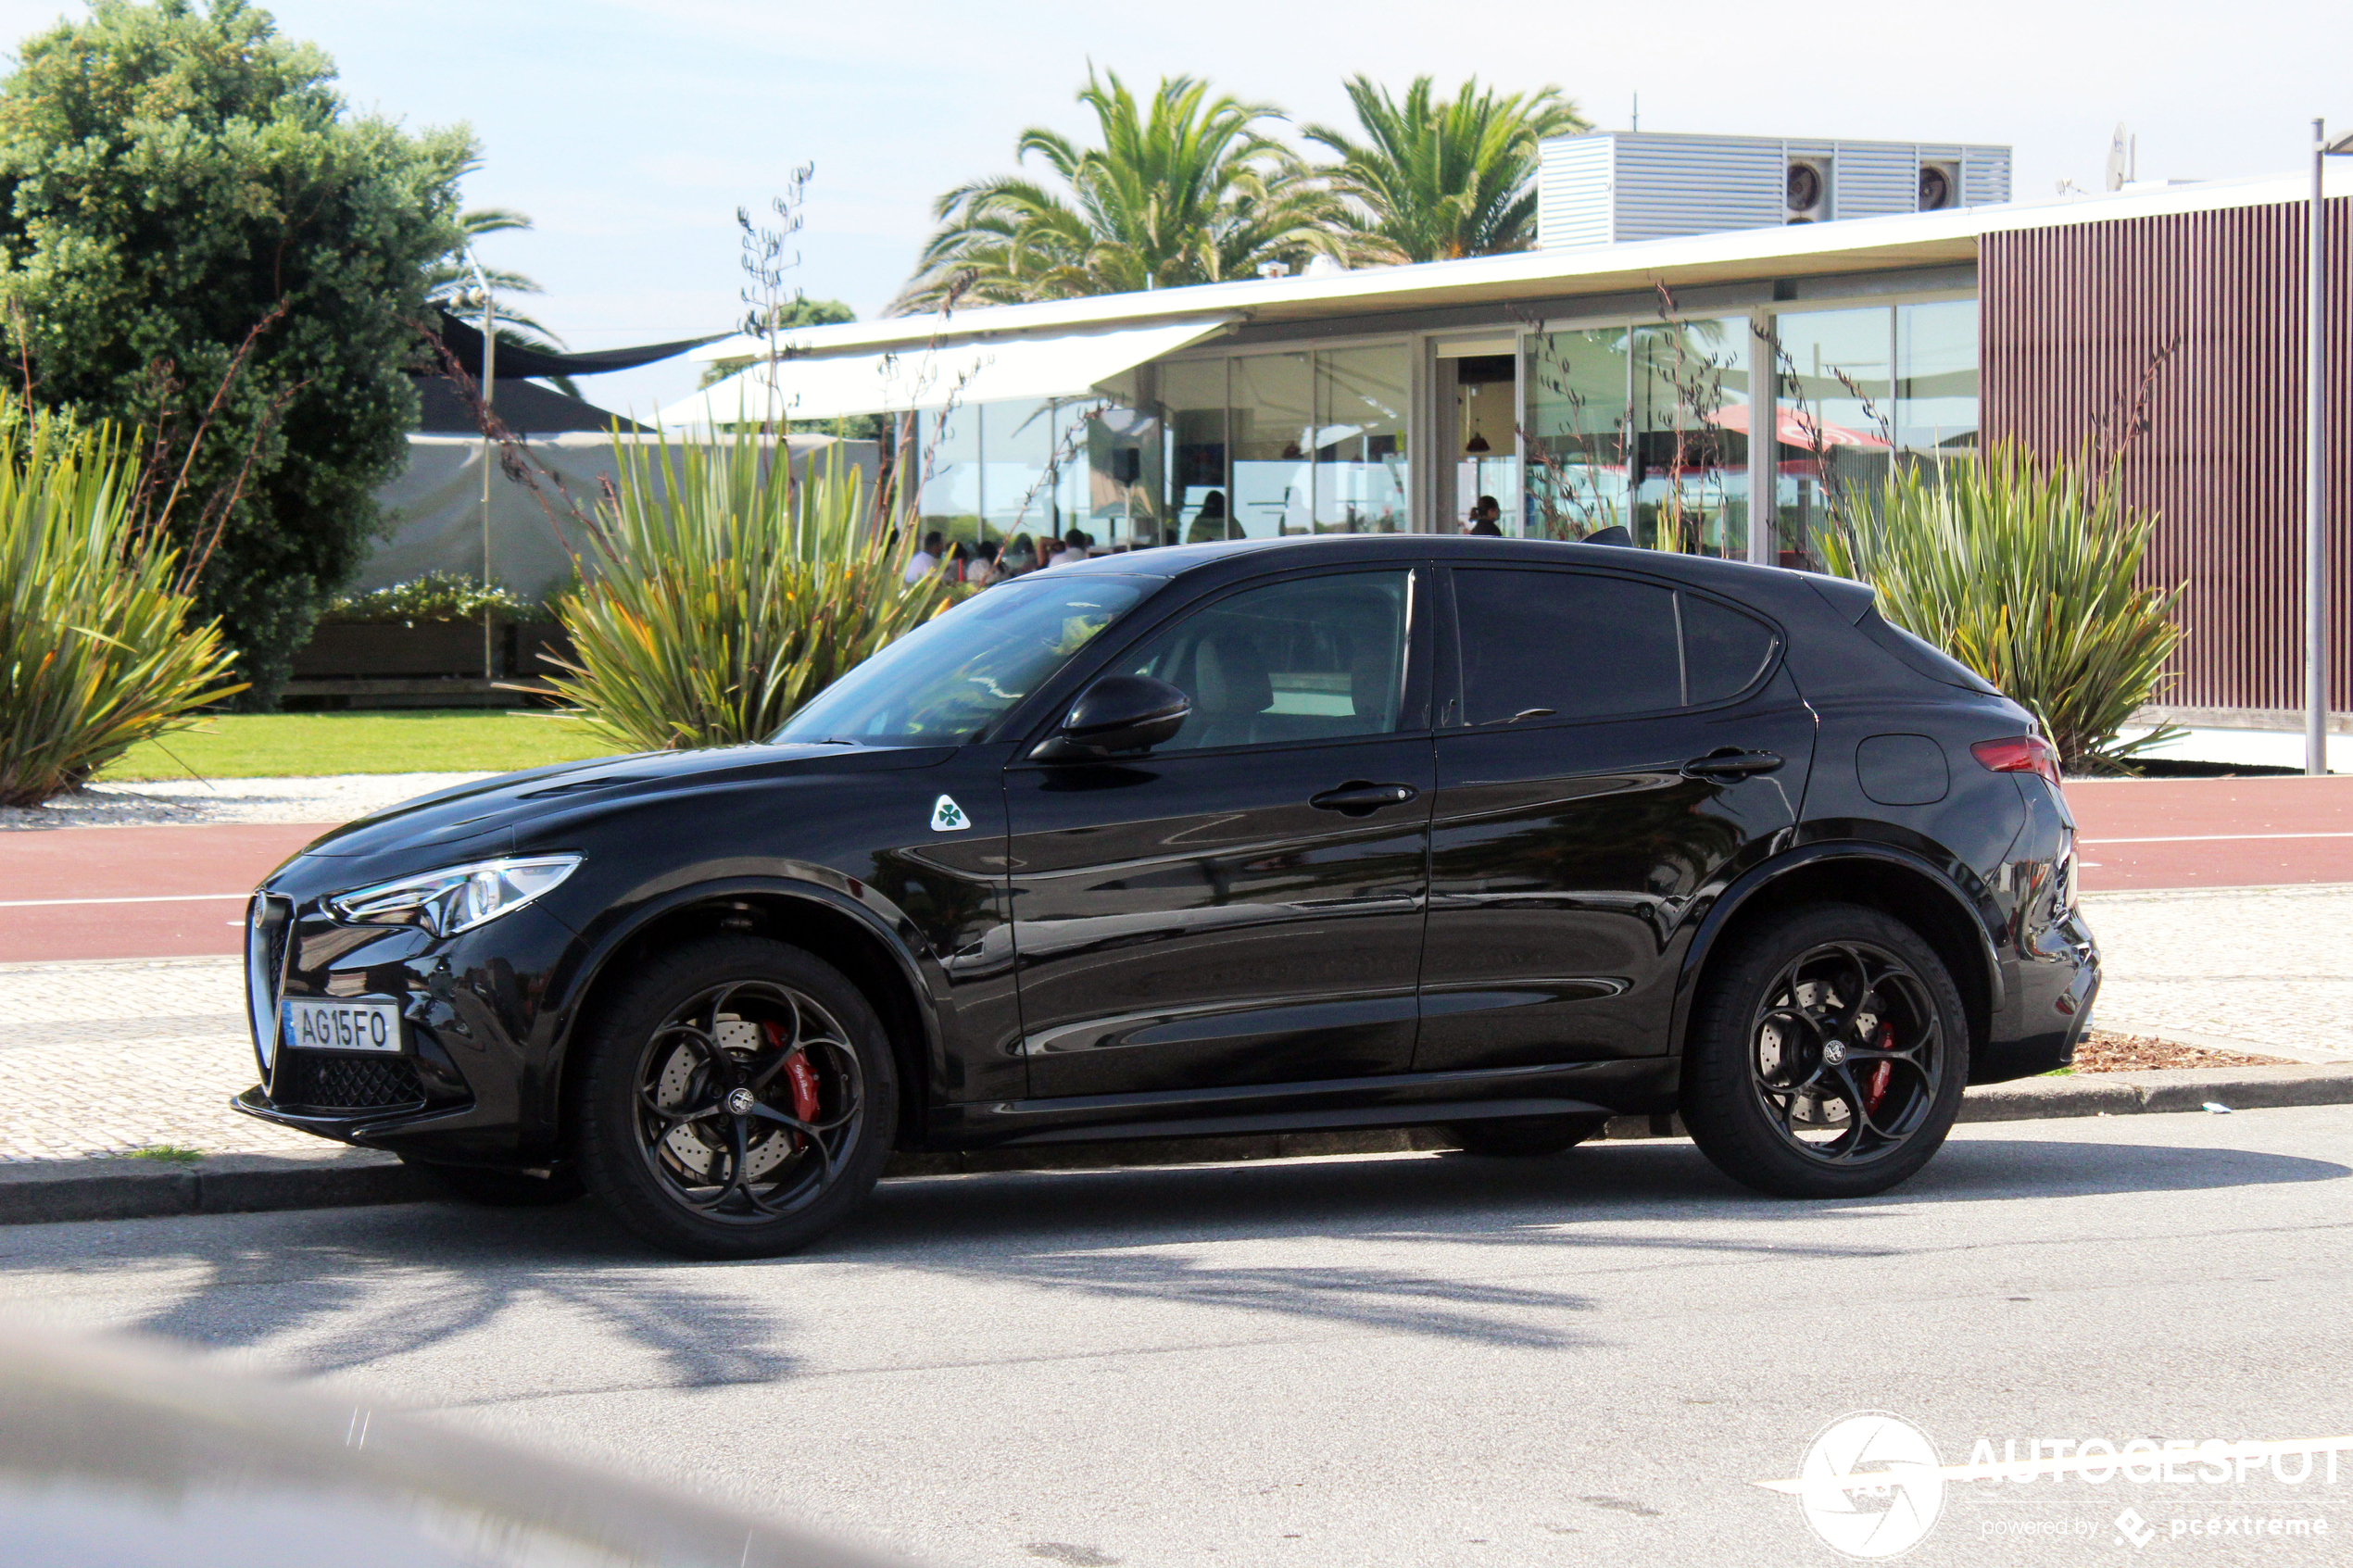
[411,375,648,435]
[693,164,2353,371]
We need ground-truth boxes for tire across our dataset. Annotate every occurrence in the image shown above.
[1680,902,1968,1199]
[402,1157,585,1207]
[572,935,898,1260]
[1442,1113,1609,1158]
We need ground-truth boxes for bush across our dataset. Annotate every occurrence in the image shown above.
[319,571,530,625]
[1818,441,2183,772]
[542,433,963,752]
[0,408,244,806]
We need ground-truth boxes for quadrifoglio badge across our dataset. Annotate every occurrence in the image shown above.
[1761,1411,2347,1558]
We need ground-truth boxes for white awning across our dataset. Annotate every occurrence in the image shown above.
[657,318,1231,427]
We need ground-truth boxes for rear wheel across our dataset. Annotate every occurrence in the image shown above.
[1680,903,1967,1198]
[1442,1113,1609,1158]
[573,935,897,1260]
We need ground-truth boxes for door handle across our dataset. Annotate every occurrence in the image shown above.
[1310,780,1420,815]
[1681,748,1784,780]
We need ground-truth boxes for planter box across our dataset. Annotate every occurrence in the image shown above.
[506,621,575,680]
[292,621,497,680]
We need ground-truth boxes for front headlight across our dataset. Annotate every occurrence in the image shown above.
[327,855,581,938]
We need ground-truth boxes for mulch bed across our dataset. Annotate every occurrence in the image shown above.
[2070,1030,2282,1073]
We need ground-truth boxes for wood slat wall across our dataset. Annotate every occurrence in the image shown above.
[1982,201,2352,716]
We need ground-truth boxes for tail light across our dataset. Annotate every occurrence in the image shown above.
[1971,734,2062,791]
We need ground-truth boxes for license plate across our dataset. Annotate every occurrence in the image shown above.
[281,997,403,1055]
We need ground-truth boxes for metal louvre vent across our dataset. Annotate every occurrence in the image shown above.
[245,895,293,1075]
[269,1050,427,1113]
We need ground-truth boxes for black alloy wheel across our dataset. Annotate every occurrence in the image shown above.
[1680,904,1967,1198]
[573,936,896,1259]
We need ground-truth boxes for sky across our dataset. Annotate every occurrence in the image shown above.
[1,0,2347,420]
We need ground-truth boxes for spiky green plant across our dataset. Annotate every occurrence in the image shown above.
[0,407,245,807]
[1818,441,2183,772]
[543,433,963,751]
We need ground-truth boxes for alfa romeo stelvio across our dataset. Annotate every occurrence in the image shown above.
[238,535,2098,1258]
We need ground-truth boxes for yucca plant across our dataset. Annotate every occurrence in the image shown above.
[1818,440,2183,773]
[542,431,962,751]
[0,406,245,807]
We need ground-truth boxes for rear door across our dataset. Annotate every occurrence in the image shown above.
[1415,566,1813,1073]
[1004,565,1435,1098]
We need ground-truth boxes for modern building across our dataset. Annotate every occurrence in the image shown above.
[666,154,2353,725]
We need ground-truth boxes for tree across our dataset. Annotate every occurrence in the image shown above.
[424,177,579,396]
[897,69,1350,310]
[1304,76,1588,263]
[0,0,469,705]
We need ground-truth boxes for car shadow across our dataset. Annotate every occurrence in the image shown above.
[0,1129,2335,1386]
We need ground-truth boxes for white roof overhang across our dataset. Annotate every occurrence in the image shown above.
[660,317,1236,428]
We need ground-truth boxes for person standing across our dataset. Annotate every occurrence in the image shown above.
[1466,495,1504,536]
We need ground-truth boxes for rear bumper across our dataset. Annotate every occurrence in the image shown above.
[1972,908,2099,1084]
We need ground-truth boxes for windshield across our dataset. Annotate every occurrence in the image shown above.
[773,575,1151,746]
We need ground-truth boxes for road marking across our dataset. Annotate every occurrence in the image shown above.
[2085,832,2353,845]
[0,894,246,909]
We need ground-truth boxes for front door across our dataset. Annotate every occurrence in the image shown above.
[1416,564,1814,1073]
[1005,566,1434,1098]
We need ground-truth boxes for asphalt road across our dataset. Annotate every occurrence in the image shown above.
[2,1108,2349,1567]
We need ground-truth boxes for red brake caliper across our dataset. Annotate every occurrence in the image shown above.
[760,1021,824,1145]
[1867,1021,1895,1113]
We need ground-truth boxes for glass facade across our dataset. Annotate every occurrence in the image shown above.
[897,293,1974,565]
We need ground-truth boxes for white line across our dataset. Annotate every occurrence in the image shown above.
[0,894,246,909]
[2085,832,2353,845]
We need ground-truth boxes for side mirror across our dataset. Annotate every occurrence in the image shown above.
[1030,674,1190,762]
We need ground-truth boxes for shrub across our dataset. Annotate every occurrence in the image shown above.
[319,571,529,625]
[542,433,963,752]
[1818,440,2184,772]
[0,409,244,807]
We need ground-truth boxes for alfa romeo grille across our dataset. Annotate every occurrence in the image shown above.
[245,895,293,1076]
[269,1051,427,1113]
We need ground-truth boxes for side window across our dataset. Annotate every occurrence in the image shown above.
[1680,594,1780,704]
[1120,571,1411,751]
[1453,569,1680,723]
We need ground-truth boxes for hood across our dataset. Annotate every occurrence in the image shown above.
[295,742,951,863]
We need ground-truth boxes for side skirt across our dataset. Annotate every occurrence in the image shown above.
[921,1059,1680,1150]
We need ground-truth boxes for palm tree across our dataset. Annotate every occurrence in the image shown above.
[423,180,580,396]
[1304,76,1589,264]
[896,69,1353,310]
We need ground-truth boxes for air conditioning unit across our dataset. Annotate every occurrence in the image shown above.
[1917,160,1959,211]
[1785,157,1831,224]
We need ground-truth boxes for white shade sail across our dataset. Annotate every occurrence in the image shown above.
[659,318,1232,427]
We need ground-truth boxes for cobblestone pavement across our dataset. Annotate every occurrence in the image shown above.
[2082,883,2353,1063]
[0,885,2344,1162]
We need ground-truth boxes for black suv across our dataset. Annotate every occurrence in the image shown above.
[239,537,2097,1258]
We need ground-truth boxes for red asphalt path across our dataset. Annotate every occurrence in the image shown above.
[0,823,327,963]
[0,775,2345,963]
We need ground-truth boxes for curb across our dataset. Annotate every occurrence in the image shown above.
[4,1064,2348,1228]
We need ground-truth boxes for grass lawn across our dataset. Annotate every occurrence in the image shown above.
[97,709,628,782]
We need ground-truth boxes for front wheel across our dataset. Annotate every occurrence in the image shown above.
[1680,903,1968,1199]
[572,935,897,1260]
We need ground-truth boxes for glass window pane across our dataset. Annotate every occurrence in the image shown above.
[1895,300,1978,458]
[915,404,982,542]
[1523,328,1629,541]
[775,575,1149,746]
[1228,352,1315,539]
[1451,353,1520,538]
[1084,404,1163,551]
[1772,307,1894,570]
[1120,571,1411,750]
[1631,318,1749,558]
[980,399,1051,546]
[1159,359,1231,544]
[1314,345,1410,534]
[1680,594,1779,703]
[1453,570,1680,722]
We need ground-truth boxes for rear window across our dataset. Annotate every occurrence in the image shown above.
[1857,608,1999,696]
[1454,570,1681,722]
[1682,596,1780,704]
